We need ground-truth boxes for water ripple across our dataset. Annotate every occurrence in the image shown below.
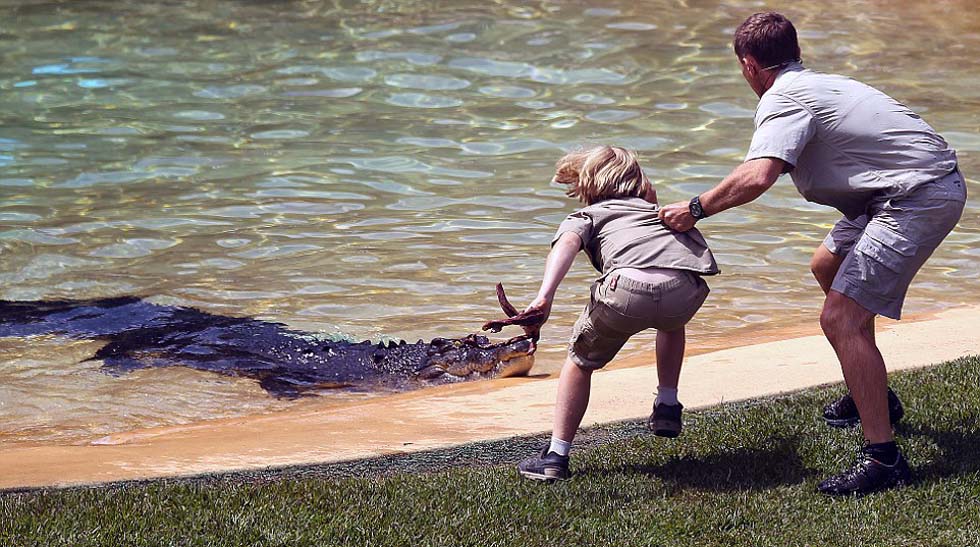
[384,73,470,90]
[333,156,493,178]
[386,92,463,108]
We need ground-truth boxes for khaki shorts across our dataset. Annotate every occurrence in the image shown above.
[824,169,967,320]
[568,271,709,370]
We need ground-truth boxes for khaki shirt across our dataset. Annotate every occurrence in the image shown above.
[553,197,719,277]
[746,63,958,219]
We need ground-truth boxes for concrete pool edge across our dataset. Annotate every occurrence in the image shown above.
[2,304,979,490]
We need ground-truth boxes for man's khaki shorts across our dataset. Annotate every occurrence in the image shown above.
[568,271,709,370]
[823,169,967,320]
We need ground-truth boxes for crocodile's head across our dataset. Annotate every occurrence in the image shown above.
[414,334,534,381]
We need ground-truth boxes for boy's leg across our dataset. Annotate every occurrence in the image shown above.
[649,326,686,437]
[552,357,594,444]
[518,357,590,481]
[655,326,685,392]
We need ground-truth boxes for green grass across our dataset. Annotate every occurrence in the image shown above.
[2,356,980,546]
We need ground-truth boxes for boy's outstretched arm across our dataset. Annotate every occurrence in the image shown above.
[524,231,583,324]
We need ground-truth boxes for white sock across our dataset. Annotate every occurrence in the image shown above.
[548,436,571,456]
[655,386,679,406]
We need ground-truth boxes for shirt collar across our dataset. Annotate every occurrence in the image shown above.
[766,61,806,96]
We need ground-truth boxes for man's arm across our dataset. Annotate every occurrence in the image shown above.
[659,157,785,232]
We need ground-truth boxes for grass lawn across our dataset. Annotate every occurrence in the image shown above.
[2,356,979,546]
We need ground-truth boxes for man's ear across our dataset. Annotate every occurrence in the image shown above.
[741,55,759,76]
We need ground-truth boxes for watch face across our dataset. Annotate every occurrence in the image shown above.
[690,201,703,218]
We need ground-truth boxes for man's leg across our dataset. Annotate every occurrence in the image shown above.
[817,289,910,496]
[816,174,965,494]
[819,291,891,443]
[810,243,844,295]
[812,243,876,342]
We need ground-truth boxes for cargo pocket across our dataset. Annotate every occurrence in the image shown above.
[570,322,607,369]
[851,226,918,296]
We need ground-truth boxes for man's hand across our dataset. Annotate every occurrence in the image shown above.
[659,201,697,232]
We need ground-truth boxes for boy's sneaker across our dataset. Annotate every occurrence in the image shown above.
[517,447,570,481]
[822,387,904,428]
[817,446,912,496]
[648,402,683,438]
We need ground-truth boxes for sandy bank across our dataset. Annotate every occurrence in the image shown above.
[2,305,979,490]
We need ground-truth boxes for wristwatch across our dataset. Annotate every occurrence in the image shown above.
[689,195,708,220]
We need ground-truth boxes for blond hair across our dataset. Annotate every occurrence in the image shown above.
[552,145,651,205]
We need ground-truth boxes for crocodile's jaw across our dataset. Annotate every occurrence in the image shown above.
[496,355,533,378]
[416,353,535,381]
[415,337,535,381]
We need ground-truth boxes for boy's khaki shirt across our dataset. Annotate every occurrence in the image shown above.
[553,197,719,278]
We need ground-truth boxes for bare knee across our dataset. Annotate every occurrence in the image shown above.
[819,303,842,341]
[820,293,873,343]
[811,245,843,293]
[563,358,594,377]
[810,254,831,282]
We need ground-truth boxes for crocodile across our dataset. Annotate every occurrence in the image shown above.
[0,297,534,398]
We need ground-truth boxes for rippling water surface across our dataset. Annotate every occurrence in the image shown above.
[1,0,978,444]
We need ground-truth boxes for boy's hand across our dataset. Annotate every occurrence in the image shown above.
[482,284,548,344]
[523,297,552,327]
[659,201,696,232]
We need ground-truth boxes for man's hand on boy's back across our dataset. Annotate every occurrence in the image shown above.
[659,202,696,232]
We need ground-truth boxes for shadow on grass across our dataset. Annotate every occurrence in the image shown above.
[585,436,816,492]
[899,417,980,481]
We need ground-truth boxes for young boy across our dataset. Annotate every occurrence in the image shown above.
[517,145,719,481]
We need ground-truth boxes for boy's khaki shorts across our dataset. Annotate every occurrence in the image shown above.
[568,271,709,370]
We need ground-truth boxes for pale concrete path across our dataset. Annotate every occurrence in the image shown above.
[2,306,978,490]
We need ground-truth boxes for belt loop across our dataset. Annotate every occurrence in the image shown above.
[609,274,618,291]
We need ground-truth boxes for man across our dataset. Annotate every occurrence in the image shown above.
[659,12,966,496]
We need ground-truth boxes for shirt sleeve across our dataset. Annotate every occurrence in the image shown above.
[745,93,816,168]
[552,210,592,248]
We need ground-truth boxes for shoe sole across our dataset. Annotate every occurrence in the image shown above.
[823,415,903,428]
[518,469,568,482]
[652,427,680,438]
[824,416,860,428]
[648,419,681,438]
[819,476,911,497]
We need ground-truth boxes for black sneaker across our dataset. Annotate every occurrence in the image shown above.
[517,447,570,481]
[648,402,683,438]
[822,387,904,428]
[817,447,912,496]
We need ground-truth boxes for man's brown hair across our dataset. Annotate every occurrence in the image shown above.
[733,12,800,68]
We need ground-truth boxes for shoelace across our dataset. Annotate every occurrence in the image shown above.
[841,457,874,483]
[837,443,887,482]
